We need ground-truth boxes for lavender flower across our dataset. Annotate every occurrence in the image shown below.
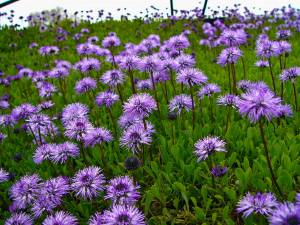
[95,91,119,108]
[42,211,78,225]
[75,77,97,94]
[71,166,105,200]
[237,192,278,217]
[83,127,113,147]
[105,176,140,205]
[102,204,145,225]
[169,94,193,115]
[194,136,226,161]
[268,203,300,225]
[5,213,33,225]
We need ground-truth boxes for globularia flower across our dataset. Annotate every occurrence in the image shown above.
[48,67,69,79]
[10,174,41,209]
[88,212,104,225]
[74,58,101,73]
[197,83,221,99]
[100,70,125,87]
[102,35,121,48]
[120,121,155,153]
[33,143,55,164]
[105,175,140,205]
[95,91,119,108]
[61,103,89,125]
[279,67,300,82]
[237,192,278,218]
[71,166,105,200]
[0,168,9,182]
[123,93,157,119]
[75,77,97,94]
[5,212,33,225]
[83,127,113,147]
[169,94,193,115]
[255,60,269,68]
[210,166,228,177]
[217,94,239,107]
[11,103,37,121]
[268,203,300,225]
[64,119,93,141]
[175,54,196,71]
[50,142,80,164]
[176,68,207,86]
[236,88,289,123]
[102,204,146,225]
[217,47,242,66]
[194,136,226,161]
[118,55,139,71]
[136,79,153,90]
[42,211,78,225]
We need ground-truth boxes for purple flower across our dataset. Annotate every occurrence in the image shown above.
[176,68,207,86]
[105,176,140,205]
[123,93,157,119]
[100,70,125,87]
[36,81,57,98]
[64,118,93,141]
[83,127,113,147]
[0,100,9,109]
[280,67,300,82]
[255,60,269,68]
[0,168,9,182]
[236,88,289,123]
[118,55,139,71]
[50,142,80,164]
[75,77,97,94]
[42,211,78,225]
[210,166,228,177]
[217,94,239,107]
[37,101,55,111]
[217,47,242,66]
[74,58,101,73]
[169,94,193,115]
[237,192,278,217]
[220,29,247,46]
[138,55,162,72]
[88,212,104,225]
[175,54,196,70]
[61,103,89,125]
[167,34,190,50]
[102,35,121,48]
[102,205,145,225]
[26,113,58,137]
[10,174,41,209]
[5,213,33,225]
[33,143,55,164]
[71,166,105,200]
[120,121,154,153]
[48,67,69,79]
[0,132,7,142]
[95,91,119,108]
[136,79,153,90]
[268,203,300,225]
[11,103,37,121]
[194,136,226,161]
[118,114,141,130]
[197,83,221,99]
[256,40,278,58]
[39,46,59,56]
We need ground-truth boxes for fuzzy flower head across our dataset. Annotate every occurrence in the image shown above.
[71,166,105,200]
[50,142,80,164]
[83,127,113,147]
[75,77,97,94]
[102,35,121,48]
[102,205,146,225]
[61,103,89,125]
[42,211,78,225]
[96,91,119,108]
[237,192,278,218]
[194,136,226,161]
[5,213,33,225]
[123,93,157,119]
[268,203,300,225]
[64,118,93,141]
[169,94,193,115]
[176,68,208,86]
[100,70,125,87]
[236,88,289,123]
[120,121,154,153]
[255,60,269,68]
[217,94,239,107]
[88,212,104,225]
[105,175,140,205]
[197,83,221,99]
[0,168,9,183]
[280,67,300,82]
[217,47,242,66]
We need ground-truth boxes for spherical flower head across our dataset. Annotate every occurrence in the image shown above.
[138,55,162,72]
[105,176,140,205]
[75,77,97,94]
[74,58,101,73]
[120,121,155,153]
[197,83,221,99]
[37,81,57,98]
[26,113,58,137]
[280,67,300,82]
[236,88,286,123]
[220,29,247,47]
[64,118,93,141]
[210,166,228,177]
[0,100,9,109]
[83,127,113,147]
[118,55,139,71]
[102,204,146,225]
[217,94,239,107]
[42,211,78,225]
[0,168,9,182]
[100,70,125,87]
[176,68,208,86]
[217,47,242,66]
[48,67,69,79]
[33,143,56,164]
[102,35,121,48]
[5,212,33,225]
[276,29,292,39]
[118,114,141,130]
[50,142,80,164]
[194,136,226,161]
[255,60,269,68]
[273,40,292,55]
[11,103,37,121]
[237,192,278,218]
[123,93,157,119]
[175,54,196,71]
[256,40,278,58]
[167,34,190,50]
[61,103,89,125]
[136,79,153,90]
[10,174,41,209]
[268,203,300,225]
[96,91,119,108]
[237,80,270,93]
[71,166,105,200]
[169,94,193,115]
[89,212,104,225]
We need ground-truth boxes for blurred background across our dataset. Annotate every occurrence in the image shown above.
[0,0,299,27]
